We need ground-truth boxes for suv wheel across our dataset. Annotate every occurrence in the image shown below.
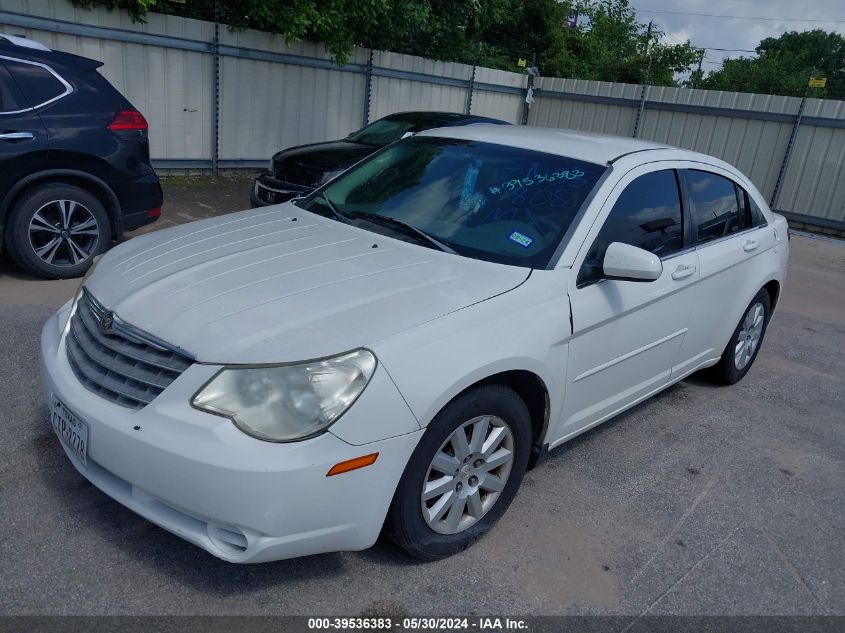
[5,183,110,279]
[387,385,531,560]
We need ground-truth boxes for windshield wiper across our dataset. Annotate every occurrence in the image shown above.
[309,193,351,225]
[345,211,456,254]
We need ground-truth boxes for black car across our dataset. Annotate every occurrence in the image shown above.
[251,111,509,207]
[0,34,161,279]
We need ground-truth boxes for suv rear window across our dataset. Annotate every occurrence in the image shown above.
[0,62,25,112]
[3,58,67,107]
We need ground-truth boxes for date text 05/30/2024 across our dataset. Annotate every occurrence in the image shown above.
[307,617,529,630]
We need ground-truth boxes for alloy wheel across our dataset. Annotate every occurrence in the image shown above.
[28,199,100,268]
[734,301,765,370]
[420,415,515,535]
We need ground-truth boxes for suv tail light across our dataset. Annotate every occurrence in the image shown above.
[107,109,148,131]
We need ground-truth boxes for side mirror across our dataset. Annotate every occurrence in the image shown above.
[602,242,662,282]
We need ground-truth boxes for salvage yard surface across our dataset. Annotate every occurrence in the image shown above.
[0,178,843,616]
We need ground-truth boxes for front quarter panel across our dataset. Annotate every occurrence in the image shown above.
[373,269,572,443]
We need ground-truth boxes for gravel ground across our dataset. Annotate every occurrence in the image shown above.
[0,178,842,616]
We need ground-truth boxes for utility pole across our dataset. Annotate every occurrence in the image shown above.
[694,48,705,88]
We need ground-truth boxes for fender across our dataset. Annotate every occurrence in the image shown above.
[0,169,123,243]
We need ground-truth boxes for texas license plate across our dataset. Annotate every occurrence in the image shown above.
[51,395,89,466]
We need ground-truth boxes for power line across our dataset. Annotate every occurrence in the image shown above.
[700,47,757,53]
[635,8,845,24]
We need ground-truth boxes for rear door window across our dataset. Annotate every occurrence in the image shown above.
[685,170,749,244]
[0,61,26,112]
[738,186,768,228]
[3,58,68,107]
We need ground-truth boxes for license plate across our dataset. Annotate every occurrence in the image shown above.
[51,395,89,466]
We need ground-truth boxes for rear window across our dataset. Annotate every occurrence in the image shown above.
[317,136,606,268]
[3,58,67,107]
[0,61,25,112]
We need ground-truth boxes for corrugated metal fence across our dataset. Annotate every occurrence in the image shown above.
[1,0,843,229]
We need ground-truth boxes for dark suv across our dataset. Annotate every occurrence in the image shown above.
[0,35,161,279]
[251,111,508,207]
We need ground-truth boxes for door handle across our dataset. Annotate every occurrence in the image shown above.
[0,131,35,141]
[671,264,696,280]
[743,239,759,252]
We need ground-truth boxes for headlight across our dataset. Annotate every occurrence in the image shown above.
[320,169,344,185]
[192,349,377,442]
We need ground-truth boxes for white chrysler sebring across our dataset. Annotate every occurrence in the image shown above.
[40,126,788,563]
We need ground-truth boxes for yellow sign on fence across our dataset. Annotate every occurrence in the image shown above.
[517,58,527,68]
[809,77,827,88]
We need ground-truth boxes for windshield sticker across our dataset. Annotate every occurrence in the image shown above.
[508,231,534,248]
[489,169,585,195]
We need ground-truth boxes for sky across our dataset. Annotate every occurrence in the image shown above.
[628,0,845,72]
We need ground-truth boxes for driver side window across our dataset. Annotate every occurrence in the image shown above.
[578,169,684,286]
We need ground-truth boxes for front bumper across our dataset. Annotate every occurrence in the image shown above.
[251,173,313,207]
[39,305,422,563]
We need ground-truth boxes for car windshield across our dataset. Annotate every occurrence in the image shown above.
[306,136,606,268]
[346,114,463,146]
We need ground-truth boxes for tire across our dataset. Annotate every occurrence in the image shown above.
[4,183,111,279]
[387,384,532,560]
[710,288,771,385]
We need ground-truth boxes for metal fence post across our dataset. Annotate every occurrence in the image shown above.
[770,90,808,210]
[633,20,653,138]
[632,84,648,138]
[362,49,373,127]
[465,64,476,114]
[520,52,537,125]
[211,1,220,177]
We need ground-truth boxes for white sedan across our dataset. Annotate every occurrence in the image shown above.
[39,126,788,562]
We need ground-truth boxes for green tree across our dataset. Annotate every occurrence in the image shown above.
[68,0,699,84]
[552,0,697,85]
[699,30,844,98]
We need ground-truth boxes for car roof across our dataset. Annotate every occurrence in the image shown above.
[0,36,103,71]
[384,111,508,125]
[416,125,678,165]
[0,34,51,51]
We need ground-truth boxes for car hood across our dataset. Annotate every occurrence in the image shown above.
[86,205,530,364]
[272,140,375,175]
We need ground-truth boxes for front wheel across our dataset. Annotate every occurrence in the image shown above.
[387,385,531,560]
[710,288,771,384]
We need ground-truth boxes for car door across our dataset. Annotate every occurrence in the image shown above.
[672,168,777,373]
[561,165,699,436]
[0,56,50,209]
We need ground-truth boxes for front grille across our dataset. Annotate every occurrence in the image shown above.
[65,290,194,410]
[273,159,322,187]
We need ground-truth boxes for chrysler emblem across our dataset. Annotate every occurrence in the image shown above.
[100,312,114,332]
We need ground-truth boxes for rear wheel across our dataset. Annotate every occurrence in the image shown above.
[387,385,531,560]
[4,183,110,279]
[710,288,771,384]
